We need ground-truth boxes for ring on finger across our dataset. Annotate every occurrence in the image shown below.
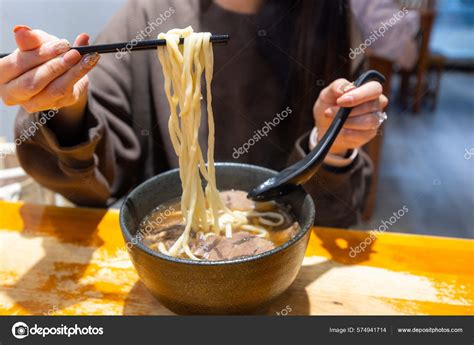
[341,81,356,93]
[375,111,388,124]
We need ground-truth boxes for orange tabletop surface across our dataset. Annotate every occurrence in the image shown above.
[0,201,472,315]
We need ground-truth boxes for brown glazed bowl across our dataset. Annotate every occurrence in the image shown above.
[119,162,315,314]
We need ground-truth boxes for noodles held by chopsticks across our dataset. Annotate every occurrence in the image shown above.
[157,27,284,259]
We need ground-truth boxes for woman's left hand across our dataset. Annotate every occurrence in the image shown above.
[313,78,388,155]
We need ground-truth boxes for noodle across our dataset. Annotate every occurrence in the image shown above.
[157,27,282,259]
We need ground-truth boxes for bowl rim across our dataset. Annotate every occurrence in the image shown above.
[119,162,315,266]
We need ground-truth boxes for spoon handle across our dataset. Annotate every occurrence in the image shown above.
[248,70,385,201]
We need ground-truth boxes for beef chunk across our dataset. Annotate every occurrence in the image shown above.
[220,190,254,211]
[142,225,184,250]
[144,229,277,260]
[191,234,220,259]
[206,232,275,260]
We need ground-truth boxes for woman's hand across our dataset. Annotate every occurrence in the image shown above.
[0,26,99,114]
[313,78,388,155]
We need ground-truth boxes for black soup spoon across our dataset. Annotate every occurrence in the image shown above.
[247,70,386,202]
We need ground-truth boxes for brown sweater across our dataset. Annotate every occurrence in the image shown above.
[15,0,372,227]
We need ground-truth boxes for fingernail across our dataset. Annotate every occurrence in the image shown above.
[13,25,31,33]
[82,53,100,67]
[324,108,334,117]
[47,39,70,54]
[63,49,81,65]
[338,94,354,104]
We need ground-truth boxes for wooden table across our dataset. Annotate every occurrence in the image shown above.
[0,201,472,315]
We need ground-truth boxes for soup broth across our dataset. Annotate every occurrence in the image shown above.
[139,190,300,261]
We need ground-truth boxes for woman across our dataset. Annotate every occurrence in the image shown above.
[1,0,388,227]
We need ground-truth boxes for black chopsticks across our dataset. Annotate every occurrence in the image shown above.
[0,34,229,59]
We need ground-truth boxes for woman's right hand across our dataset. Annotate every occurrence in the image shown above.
[0,26,100,114]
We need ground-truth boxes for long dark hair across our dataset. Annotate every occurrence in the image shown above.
[256,0,351,136]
